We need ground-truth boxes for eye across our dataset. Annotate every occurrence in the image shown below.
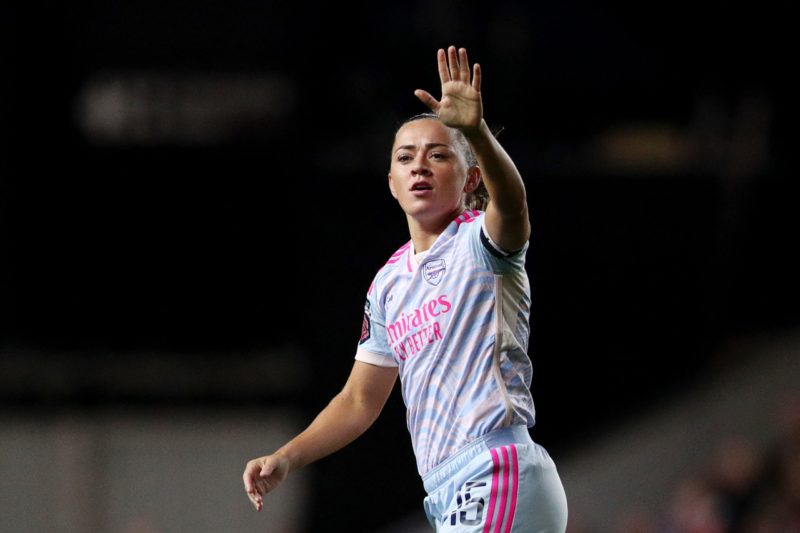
[396,153,413,163]
[430,151,449,161]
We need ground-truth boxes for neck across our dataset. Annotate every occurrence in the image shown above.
[406,207,464,253]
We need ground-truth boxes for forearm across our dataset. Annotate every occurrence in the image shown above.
[463,120,530,250]
[274,389,382,473]
[243,362,396,511]
[463,120,528,217]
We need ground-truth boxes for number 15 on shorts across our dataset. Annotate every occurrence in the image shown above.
[450,481,487,526]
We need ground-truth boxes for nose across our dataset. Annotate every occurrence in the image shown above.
[411,155,432,177]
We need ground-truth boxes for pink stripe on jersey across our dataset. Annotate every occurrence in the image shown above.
[503,445,519,533]
[483,448,501,533]
[385,242,411,265]
[456,209,480,226]
[406,246,413,272]
[391,242,411,257]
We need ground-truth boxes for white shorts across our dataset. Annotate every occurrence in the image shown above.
[422,425,568,532]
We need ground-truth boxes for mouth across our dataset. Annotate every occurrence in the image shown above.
[410,182,433,192]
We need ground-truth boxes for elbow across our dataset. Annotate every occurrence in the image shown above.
[335,389,384,429]
[500,201,530,230]
[491,191,528,221]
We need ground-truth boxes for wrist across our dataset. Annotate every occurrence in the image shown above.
[461,119,491,144]
[273,448,298,472]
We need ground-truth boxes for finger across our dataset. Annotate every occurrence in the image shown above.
[243,469,256,493]
[458,48,470,82]
[246,486,262,510]
[472,63,482,92]
[255,478,270,496]
[252,493,263,512]
[448,46,459,81]
[436,48,449,84]
[414,89,440,113]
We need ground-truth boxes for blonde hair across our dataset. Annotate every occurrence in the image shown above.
[396,113,489,211]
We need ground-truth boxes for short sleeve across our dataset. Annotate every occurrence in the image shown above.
[465,214,529,274]
[354,282,398,368]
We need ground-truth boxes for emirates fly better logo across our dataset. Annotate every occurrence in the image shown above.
[422,258,446,286]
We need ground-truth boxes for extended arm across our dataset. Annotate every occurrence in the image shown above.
[243,360,398,511]
[415,46,530,252]
[463,119,530,253]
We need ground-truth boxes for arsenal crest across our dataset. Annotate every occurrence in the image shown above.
[422,258,446,286]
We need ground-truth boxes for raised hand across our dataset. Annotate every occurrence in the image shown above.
[414,46,483,132]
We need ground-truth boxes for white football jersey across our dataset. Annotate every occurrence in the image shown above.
[356,210,535,475]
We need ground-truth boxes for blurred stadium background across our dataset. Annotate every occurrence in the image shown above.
[1,1,797,532]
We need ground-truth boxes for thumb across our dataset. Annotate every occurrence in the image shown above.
[260,457,277,477]
[414,90,440,113]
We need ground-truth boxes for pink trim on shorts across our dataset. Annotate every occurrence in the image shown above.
[504,445,519,533]
[495,446,510,533]
[483,445,520,533]
[483,448,501,533]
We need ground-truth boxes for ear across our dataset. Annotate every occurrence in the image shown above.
[464,166,481,193]
[388,172,398,199]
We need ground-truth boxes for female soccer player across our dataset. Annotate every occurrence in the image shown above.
[243,45,568,532]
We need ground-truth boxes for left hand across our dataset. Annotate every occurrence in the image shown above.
[415,46,483,132]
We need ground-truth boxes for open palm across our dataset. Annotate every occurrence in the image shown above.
[415,46,483,131]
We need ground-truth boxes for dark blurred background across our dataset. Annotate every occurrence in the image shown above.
[2,1,797,531]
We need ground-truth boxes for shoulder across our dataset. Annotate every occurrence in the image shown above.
[383,240,413,268]
[452,209,487,246]
[449,209,484,244]
[367,240,413,296]
[454,209,483,229]
[455,210,529,272]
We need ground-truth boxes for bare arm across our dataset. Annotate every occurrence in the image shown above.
[243,360,398,511]
[415,45,530,252]
[464,119,530,252]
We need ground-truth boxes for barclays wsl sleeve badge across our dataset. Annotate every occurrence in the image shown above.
[422,258,446,286]
[359,300,371,344]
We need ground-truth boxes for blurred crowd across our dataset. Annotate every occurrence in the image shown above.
[573,393,800,533]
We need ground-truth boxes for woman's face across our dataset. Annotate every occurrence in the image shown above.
[388,119,476,223]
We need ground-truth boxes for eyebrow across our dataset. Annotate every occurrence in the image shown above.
[394,142,451,153]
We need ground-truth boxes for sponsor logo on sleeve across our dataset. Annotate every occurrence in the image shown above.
[359,300,371,344]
